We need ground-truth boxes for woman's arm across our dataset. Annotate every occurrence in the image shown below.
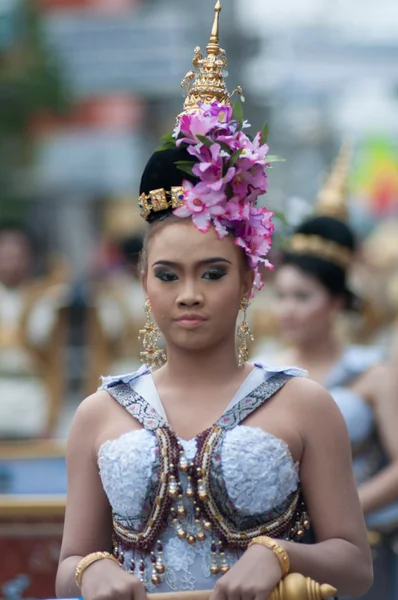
[276,378,373,596]
[352,363,398,513]
[55,391,146,600]
[211,378,373,600]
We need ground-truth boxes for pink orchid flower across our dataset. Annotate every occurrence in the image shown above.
[192,144,236,191]
[175,113,220,147]
[232,164,268,199]
[223,196,251,221]
[236,131,269,164]
[173,181,226,233]
[202,102,233,124]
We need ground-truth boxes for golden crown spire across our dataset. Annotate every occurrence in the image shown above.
[315,141,352,222]
[180,0,241,116]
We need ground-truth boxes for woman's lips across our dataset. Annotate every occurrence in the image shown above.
[176,315,206,328]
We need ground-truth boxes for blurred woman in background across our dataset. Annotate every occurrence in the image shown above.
[269,209,398,600]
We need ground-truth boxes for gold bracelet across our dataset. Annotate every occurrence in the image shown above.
[248,536,290,577]
[75,551,119,589]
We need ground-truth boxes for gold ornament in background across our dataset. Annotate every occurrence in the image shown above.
[315,141,352,223]
[180,0,243,116]
[138,299,166,370]
[103,200,146,242]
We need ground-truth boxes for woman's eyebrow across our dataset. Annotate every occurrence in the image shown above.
[152,258,232,267]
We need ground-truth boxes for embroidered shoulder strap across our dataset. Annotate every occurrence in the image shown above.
[104,381,168,431]
[216,372,293,430]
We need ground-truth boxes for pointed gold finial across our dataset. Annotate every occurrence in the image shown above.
[315,141,352,222]
[179,0,242,117]
[208,0,221,48]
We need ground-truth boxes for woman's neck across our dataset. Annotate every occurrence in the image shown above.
[159,336,246,387]
[289,332,344,383]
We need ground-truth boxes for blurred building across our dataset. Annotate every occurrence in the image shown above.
[23,0,240,276]
[234,0,398,228]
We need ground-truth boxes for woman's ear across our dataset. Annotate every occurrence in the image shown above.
[141,271,148,296]
[242,267,255,300]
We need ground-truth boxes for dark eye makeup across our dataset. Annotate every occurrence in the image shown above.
[153,265,228,282]
[154,270,178,282]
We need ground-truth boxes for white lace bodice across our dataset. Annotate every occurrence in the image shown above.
[98,425,299,524]
[98,364,308,592]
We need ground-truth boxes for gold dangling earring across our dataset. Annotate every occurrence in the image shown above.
[138,299,166,370]
[237,298,254,367]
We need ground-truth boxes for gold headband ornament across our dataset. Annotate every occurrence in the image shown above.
[287,234,353,270]
[138,0,285,291]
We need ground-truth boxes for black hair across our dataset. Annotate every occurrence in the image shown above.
[139,147,199,224]
[281,216,361,311]
[119,235,144,262]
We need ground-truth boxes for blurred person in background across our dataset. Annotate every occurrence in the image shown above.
[350,220,398,347]
[0,221,69,439]
[258,153,398,598]
[85,223,146,395]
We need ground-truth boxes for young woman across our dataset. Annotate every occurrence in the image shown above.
[56,4,372,599]
[271,214,398,600]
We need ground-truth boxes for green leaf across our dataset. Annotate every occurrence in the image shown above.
[266,155,286,163]
[154,143,176,152]
[196,135,213,148]
[260,122,269,145]
[160,132,175,144]
[176,165,195,176]
[175,160,196,168]
[273,209,289,227]
[219,141,233,154]
[232,100,244,127]
[228,149,243,167]
[175,161,195,176]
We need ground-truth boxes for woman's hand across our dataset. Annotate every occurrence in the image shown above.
[80,558,147,600]
[211,545,282,600]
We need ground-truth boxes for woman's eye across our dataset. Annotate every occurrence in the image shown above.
[155,271,178,282]
[202,268,227,281]
[296,292,311,301]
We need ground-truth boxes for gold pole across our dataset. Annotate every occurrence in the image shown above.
[148,573,337,600]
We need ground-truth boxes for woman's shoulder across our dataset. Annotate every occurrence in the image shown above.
[98,364,150,391]
[278,374,347,431]
[68,367,150,435]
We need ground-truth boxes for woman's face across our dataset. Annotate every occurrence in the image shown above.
[0,231,32,288]
[143,220,253,354]
[274,265,342,346]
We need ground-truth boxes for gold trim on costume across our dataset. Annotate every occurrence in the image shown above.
[139,186,185,220]
[287,234,353,270]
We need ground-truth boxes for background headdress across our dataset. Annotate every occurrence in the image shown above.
[315,141,352,223]
[139,1,275,291]
[282,142,359,309]
[286,142,354,270]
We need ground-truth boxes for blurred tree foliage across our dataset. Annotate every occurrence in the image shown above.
[0,0,70,219]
